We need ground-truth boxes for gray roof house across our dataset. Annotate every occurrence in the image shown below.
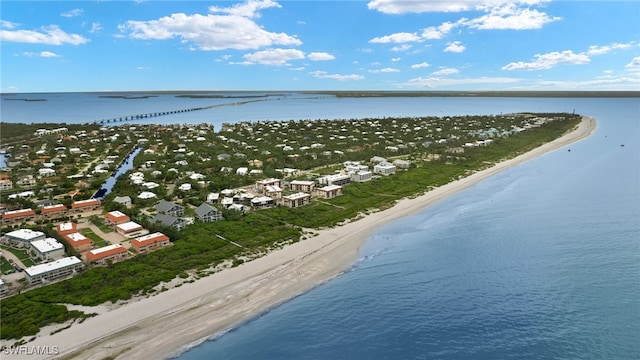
[156,200,184,217]
[113,196,132,207]
[152,213,188,231]
[195,203,224,223]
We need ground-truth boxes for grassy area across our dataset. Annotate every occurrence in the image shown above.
[80,228,110,247]
[0,245,35,267]
[1,257,15,274]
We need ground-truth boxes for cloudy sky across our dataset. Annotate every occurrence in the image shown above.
[1,0,639,92]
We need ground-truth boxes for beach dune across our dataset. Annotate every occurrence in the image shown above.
[2,116,596,360]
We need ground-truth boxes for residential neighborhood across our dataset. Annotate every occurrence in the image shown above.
[0,113,573,296]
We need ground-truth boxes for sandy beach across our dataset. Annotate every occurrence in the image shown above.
[2,116,596,360]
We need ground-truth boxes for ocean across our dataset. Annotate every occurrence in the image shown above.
[2,94,639,359]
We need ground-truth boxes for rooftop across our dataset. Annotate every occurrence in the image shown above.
[31,238,64,253]
[25,256,83,277]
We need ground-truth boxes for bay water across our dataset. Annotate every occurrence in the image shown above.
[2,94,639,359]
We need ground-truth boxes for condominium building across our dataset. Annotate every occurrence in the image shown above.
[289,180,315,193]
[315,185,343,199]
[25,256,84,285]
[63,232,94,252]
[131,232,171,253]
[30,238,65,261]
[86,244,128,265]
[280,192,311,208]
[3,229,46,248]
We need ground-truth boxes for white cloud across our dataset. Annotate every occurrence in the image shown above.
[587,42,635,56]
[421,21,456,39]
[444,41,465,53]
[208,0,281,18]
[367,0,550,14]
[391,44,412,52]
[391,57,401,62]
[40,51,61,58]
[369,67,400,73]
[137,66,150,70]
[307,52,335,61]
[502,50,590,71]
[432,67,459,76]
[61,8,84,18]
[411,62,431,69]
[89,22,103,33]
[243,48,305,66]
[369,32,422,44]
[311,71,364,81]
[402,75,521,88]
[289,66,305,71]
[462,4,560,30]
[1,20,19,29]
[625,56,640,73]
[119,0,301,51]
[0,25,89,45]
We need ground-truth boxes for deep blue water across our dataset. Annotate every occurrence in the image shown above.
[3,94,639,359]
[173,98,639,360]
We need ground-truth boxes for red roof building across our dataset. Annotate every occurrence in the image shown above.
[86,244,128,265]
[63,232,94,252]
[56,222,78,236]
[104,210,130,225]
[41,204,68,218]
[70,199,100,211]
[131,232,171,253]
[1,208,36,224]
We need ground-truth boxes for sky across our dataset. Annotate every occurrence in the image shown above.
[1,0,639,92]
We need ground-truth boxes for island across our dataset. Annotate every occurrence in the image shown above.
[0,112,595,359]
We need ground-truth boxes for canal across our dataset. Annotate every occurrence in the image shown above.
[92,146,143,200]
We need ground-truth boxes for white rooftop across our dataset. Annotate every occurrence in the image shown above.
[107,210,127,218]
[25,256,82,277]
[66,232,89,242]
[6,229,45,241]
[31,238,64,253]
[117,221,143,232]
[319,185,343,191]
[89,244,125,255]
[284,192,311,200]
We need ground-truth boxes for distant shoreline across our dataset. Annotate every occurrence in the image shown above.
[4,116,596,360]
[1,90,639,98]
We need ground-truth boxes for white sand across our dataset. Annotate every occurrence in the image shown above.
[2,117,596,360]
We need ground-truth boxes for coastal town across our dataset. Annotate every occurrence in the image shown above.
[0,113,578,299]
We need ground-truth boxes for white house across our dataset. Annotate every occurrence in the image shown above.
[30,238,65,261]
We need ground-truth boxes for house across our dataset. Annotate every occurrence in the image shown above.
[373,163,397,176]
[86,244,128,265]
[138,191,157,199]
[350,170,372,182]
[317,174,351,186]
[30,238,65,261]
[195,203,223,222]
[392,159,411,169]
[1,208,36,225]
[217,153,231,161]
[178,183,192,192]
[370,156,388,163]
[131,232,171,253]
[0,179,13,191]
[264,185,283,199]
[206,192,220,204]
[116,221,144,236]
[152,213,188,231]
[40,204,68,219]
[251,196,275,209]
[3,229,45,248]
[71,199,101,213]
[39,168,56,177]
[104,210,130,226]
[63,232,94,252]
[113,195,132,207]
[156,200,184,217]
[315,185,343,199]
[280,192,311,208]
[56,222,77,236]
[289,180,315,193]
[256,178,281,193]
[236,167,248,176]
[25,256,83,285]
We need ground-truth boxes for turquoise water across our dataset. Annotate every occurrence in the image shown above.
[3,94,639,359]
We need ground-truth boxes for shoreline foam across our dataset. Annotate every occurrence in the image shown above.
[2,116,596,360]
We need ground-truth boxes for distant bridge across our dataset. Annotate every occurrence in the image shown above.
[88,98,276,125]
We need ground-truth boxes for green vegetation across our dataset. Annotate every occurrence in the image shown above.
[1,257,15,274]
[0,113,582,340]
[80,228,110,247]
[0,245,35,267]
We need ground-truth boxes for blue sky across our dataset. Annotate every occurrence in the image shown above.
[1,0,639,92]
